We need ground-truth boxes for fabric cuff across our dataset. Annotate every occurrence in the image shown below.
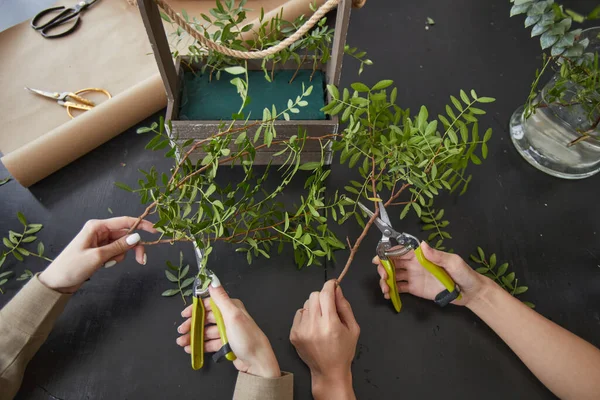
[233,371,294,400]
[0,275,71,337]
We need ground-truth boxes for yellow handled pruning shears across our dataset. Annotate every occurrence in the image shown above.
[358,201,462,312]
[190,245,236,370]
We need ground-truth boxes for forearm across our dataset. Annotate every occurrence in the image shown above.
[0,276,71,399]
[468,279,600,400]
[312,371,356,400]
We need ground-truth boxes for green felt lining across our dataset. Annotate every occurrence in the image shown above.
[179,69,327,121]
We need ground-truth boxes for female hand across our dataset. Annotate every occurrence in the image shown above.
[290,280,359,400]
[38,217,157,294]
[373,241,488,306]
[176,276,281,378]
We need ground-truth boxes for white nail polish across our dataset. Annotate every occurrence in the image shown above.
[210,273,221,288]
[142,253,147,265]
[126,233,141,245]
[104,260,117,268]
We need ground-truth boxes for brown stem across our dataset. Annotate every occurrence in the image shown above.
[337,183,410,284]
[289,51,308,84]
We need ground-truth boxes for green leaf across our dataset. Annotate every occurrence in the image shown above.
[25,224,43,234]
[299,162,321,171]
[497,263,509,276]
[459,90,470,104]
[475,267,489,273]
[224,66,246,75]
[165,270,178,282]
[302,233,312,245]
[160,12,172,23]
[181,277,196,288]
[412,203,422,217]
[183,289,193,297]
[400,203,411,219]
[17,248,29,256]
[38,242,44,256]
[477,97,495,103]
[326,84,339,100]
[180,265,190,278]
[17,212,27,226]
[115,182,133,192]
[371,80,393,91]
[22,236,36,243]
[477,247,485,260]
[0,177,11,186]
[205,184,216,197]
[426,17,435,25]
[0,271,13,279]
[351,82,370,92]
[0,279,7,286]
[490,254,497,268]
[505,272,515,284]
[523,301,536,309]
[284,213,290,231]
[2,238,12,249]
[514,286,528,295]
[161,289,179,297]
[13,252,23,262]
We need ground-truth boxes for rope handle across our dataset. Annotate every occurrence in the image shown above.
[154,0,341,60]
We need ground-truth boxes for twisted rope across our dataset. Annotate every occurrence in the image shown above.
[154,0,341,59]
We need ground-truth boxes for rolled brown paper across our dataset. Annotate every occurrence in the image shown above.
[1,74,167,187]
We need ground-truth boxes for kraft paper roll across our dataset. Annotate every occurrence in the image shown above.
[1,75,167,187]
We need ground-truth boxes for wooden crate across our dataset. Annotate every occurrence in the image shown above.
[137,0,351,165]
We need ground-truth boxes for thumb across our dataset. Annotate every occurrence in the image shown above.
[98,233,141,261]
[420,241,465,276]
[335,285,358,329]
[207,274,236,315]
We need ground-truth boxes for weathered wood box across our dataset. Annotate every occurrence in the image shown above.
[137,0,352,164]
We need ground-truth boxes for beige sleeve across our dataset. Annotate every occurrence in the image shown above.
[0,276,71,400]
[233,371,294,400]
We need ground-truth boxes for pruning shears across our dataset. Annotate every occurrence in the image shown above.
[190,245,236,370]
[358,201,462,312]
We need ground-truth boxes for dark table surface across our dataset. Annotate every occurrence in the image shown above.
[2,0,600,399]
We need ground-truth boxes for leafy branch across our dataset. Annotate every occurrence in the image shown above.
[0,212,52,294]
[470,247,535,308]
[162,251,196,305]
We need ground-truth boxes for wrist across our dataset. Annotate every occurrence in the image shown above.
[38,269,75,294]
[466,276,499,312]
[312,370,354,400]
[247,347,281,379]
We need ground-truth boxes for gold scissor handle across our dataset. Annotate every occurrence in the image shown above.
[65,88,112,119]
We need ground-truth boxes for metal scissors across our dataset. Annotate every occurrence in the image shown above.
[30,0,98,38]
[25,86,111,119]
[358,201,462,312]
[190,244,236,370]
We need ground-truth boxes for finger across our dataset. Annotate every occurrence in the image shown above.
[420,241,465,277]
[176,333,190,347]
[380,279,390,295]
[206,311,216,324]
[335,285,358,329]
[102,253,126,268]
[292,308,303,331]
[178,318,192,335]
[204,338,223,353]
[134,245,147,265]
[303,300,309,309]
[97,233,141,262]
[319,280,339,321]
[181,304,193,318]
[308,291,322,318]
[398,281,410,293]
[205,324,220,340]
[184,345,191,354]
[108,229,129,241]
[377,264,388,280]
[372,255,380,265]
[395,269,409,281]
[100,217,158,233]
[207,273,237,315]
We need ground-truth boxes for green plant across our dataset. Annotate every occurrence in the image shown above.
[119,55,495,286]
[0,177,10,187]
[470,247,535,308]
[0,212,52,294]
[164,0,370,82]
[510,1,600,142]
[162,251,196,304]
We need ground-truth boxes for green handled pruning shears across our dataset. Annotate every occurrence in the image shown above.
[358,201,462,312]
[190,245,236,370]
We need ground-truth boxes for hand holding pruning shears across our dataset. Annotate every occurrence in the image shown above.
[374,241,486,308]
[358,201,462,311]
[176,248,280,377]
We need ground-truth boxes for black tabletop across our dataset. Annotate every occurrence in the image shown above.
[2,1,600,399]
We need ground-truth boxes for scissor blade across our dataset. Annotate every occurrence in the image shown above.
[25,87,61,99]
[194,244,203,272]
[378,202,392,226]
[358,201,394,236]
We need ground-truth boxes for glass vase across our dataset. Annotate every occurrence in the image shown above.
[509,28,600,179]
